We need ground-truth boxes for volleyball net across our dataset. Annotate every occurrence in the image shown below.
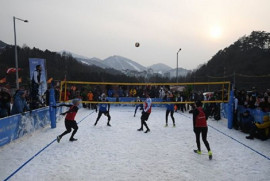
[59,81,231,104]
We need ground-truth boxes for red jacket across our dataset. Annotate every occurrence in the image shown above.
[195,107,207,127]
[65,106,78,121]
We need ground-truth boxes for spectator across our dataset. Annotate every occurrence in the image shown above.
[108,88,114,97]
[87,91,94,109]
[31,65,43,109]
[244,95,249,108]
[248,96,256,109]
[0,89,11,118]
[238,90,246,106]
[233,95,239,129]
[179,93,186,113]
[11,90,30,115]
[239,110,254,133]
[54,86,60,103]
[159,87,165,99]
[258,96,270,112]
[61,89,70,101]
[255,95,263,108]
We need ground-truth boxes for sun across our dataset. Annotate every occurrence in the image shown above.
[210,26,222,39]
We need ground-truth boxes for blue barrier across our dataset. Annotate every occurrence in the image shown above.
[221,104,270,125]
[49,88,56,128]
[228,91,234,129]
[238,106,269,124]
[0,106,62,147]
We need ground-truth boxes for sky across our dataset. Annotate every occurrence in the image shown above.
[1,0,270,70]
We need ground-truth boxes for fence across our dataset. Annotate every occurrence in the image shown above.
[0,106,62,147]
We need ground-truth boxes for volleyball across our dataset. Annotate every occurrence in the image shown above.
[135,42,140,47]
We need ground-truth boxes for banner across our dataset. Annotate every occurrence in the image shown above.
[29,58,47,96]
[0,106,63,147]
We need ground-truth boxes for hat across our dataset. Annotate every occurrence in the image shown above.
[17,90,25,96]
[195,100,202,107]
[72,99,80,105]
[244,110,250,114]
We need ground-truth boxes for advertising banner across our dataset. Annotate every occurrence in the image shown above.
[0,106,62,147]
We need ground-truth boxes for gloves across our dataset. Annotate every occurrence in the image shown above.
[60,113,66,116]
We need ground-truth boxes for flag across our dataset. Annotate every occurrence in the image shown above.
[47,77,53,83]
[18,77,22,83]
[0,77,6,83]
[6,68,22,74]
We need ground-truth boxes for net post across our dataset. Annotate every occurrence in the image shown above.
[49,85,56,128]
[64,81,67,102]
[227,89,234,129]
[59,81,63,102]
[222,83,224,102]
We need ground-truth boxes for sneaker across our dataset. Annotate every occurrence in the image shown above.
[208,151,213,160]
[173,124,176,127]
[107,123,111,127]
[57,136,61,143]
[69,138,78,142]
[246,135,254,140]
[193,150,202,154]
[164,124,168,127]
[137,128,143,131]
[144,129,150,133]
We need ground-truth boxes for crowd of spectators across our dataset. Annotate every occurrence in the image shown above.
[233,87,270,140]
[0,85,60,118]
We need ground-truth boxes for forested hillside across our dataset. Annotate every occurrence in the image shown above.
[184,31,270,91]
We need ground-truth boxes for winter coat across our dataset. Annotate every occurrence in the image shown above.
[11,92,29,115]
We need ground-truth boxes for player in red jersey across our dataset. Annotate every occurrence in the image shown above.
[56,99,80,142]
[137,93,152,133]
[193,100,212,160]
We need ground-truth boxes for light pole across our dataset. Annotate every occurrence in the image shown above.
[13,16,28,89]
[176,48,181,83]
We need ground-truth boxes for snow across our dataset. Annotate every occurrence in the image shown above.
[0,107,270,181]
[126,61,141,71]
[103,56,146,72]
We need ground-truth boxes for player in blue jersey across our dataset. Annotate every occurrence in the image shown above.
[94,93,111,126]
[165,94,175,127]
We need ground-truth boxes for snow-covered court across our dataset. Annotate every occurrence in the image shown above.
[1,107,270,181]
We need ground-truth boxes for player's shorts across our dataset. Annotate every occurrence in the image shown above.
[141,112,150,121]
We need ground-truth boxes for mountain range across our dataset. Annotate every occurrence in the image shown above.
[61,50,190,77]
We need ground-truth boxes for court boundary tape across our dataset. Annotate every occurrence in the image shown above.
[4,111,94,181]
[178,112,270,161]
